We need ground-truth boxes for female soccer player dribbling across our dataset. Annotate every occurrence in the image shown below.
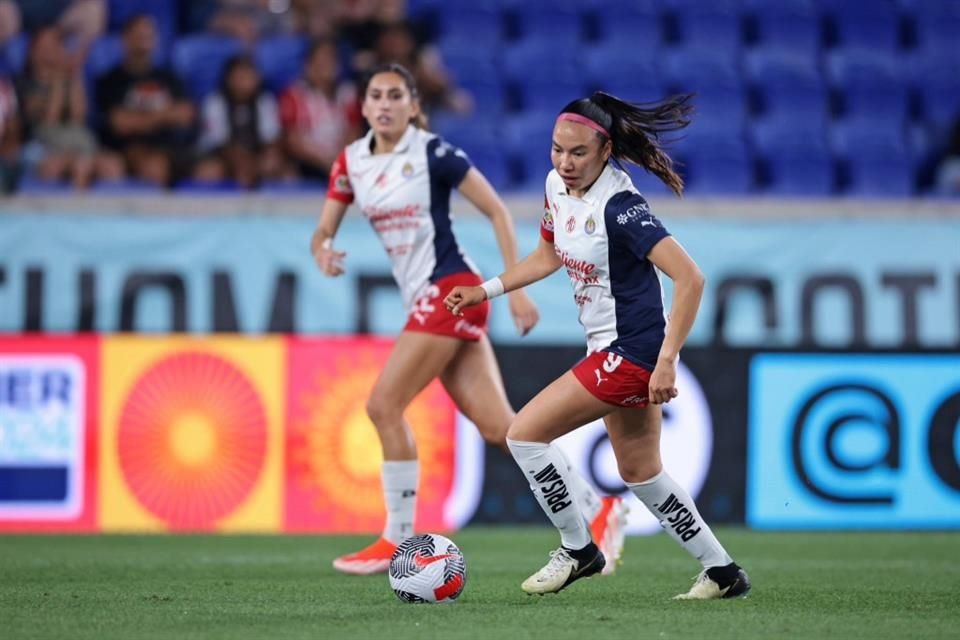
[312,65,628,575]
[444,92,751,599]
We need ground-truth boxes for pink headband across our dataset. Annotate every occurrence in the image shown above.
[556,112,610,137]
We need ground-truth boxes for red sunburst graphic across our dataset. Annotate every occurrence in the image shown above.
[117,352,267,529]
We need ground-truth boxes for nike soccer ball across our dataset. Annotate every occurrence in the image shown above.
[388,533,467,604]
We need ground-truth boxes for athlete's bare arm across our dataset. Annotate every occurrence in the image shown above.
[311,198,351,277]
[444,235,562,316]
[646,236,705,404]
[456,167,539,335]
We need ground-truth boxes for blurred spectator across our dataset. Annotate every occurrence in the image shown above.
[195,54,289,189]
[289,0,340,40]
[17,26,121,188]
[0,74,20,191]
[0,1,105,50]
[279,38,361,181]
[366,21,471,115]
[935,115,960,195]
[96,14,195,187]
[338,0,407,55]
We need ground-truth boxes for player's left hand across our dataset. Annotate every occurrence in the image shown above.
[507,290,539,337]
[649,356,679,405]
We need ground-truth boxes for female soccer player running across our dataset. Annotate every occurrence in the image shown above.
[312,64,627,575]
[444,92,751,599]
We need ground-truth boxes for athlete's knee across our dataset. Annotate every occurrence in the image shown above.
[365,394,402,430]
[617,454,662,484]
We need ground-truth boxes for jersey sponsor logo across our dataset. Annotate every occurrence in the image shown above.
[655,492,702,541]
[554,247,600,285]
[363,204,422,233]
[617,202,660,228]
[532,463,573,513]
[573,293,592,306]
[584,216,596,235]
[622,394,648,406]
[565,216,576,233]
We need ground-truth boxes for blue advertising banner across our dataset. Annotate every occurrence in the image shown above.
[1,213,958,348]
[747,353,960,529]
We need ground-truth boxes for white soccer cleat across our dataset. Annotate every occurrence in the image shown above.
[521,543,605,595]
[673,564,752,600]
[590,495,628,575]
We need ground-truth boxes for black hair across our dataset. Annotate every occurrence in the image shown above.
[219,53,261,102]
[305,37,337,63]
[559,91,693,197]
[361,62,428,130]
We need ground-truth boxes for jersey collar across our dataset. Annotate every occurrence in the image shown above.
[359,124,417,157]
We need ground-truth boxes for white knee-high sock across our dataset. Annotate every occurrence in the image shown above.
[382,460,418,544]
[554,445,603,523]
[628,470,732,568]
[507,438,592,550]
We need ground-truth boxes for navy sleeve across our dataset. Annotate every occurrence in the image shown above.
[604,191,670,259]
[427,136,472,188]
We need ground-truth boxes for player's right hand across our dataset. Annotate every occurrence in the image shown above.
[313,237,347,276]
[444,286,486,316]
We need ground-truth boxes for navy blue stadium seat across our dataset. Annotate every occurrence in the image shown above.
[678,136,755,195]
[15,175,73,195]
[748,0,821,62]
[171,34,244,100]
[439,50,506,115]
[827,50,908,124]
[254,35,307,94]
[662,48,741,95]
[502,43,583,113]
[829,119,914,195]
[582,44,662,99]
[750,121,834,195]
[912,0,960,63]
[509,1,584,44]
[745,51,829,126]
[910,59,960,128]
[503,111,555,190]
[436,6,504,45]
[591,0,661,49]
[824,0,902,57]
[89,179,164,195]
[667,0,743,57]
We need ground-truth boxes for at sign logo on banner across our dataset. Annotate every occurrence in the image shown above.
[555,360,714,535]
[0,356,85,519]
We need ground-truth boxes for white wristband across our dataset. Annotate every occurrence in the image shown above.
[479,277,505,300]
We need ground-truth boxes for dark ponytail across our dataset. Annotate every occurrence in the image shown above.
[362,62,430,130]
[560,92,693,197]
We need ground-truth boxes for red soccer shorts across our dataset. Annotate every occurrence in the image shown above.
[572,349,652,408]
[403,272,490,341]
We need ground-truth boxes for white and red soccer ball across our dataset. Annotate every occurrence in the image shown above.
[388,534,467,604]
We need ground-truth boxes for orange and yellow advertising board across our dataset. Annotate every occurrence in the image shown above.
[0,334,471,533]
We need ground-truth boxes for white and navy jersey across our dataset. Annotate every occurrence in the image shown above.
[327,124,478,310]
[542,164,671,368]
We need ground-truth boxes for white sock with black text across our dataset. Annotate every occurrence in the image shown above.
[507,439,592,550]
[627,470,732,568]
[382,460,418,544]
[555,444,603,523]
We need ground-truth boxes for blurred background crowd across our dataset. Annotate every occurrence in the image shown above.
[0,0,958,197]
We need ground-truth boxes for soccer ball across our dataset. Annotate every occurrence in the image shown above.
[388,533,467,604]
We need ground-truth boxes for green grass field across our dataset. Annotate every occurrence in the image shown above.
[2,527,958,640]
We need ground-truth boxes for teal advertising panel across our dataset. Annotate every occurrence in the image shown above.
[748,354,960,528]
